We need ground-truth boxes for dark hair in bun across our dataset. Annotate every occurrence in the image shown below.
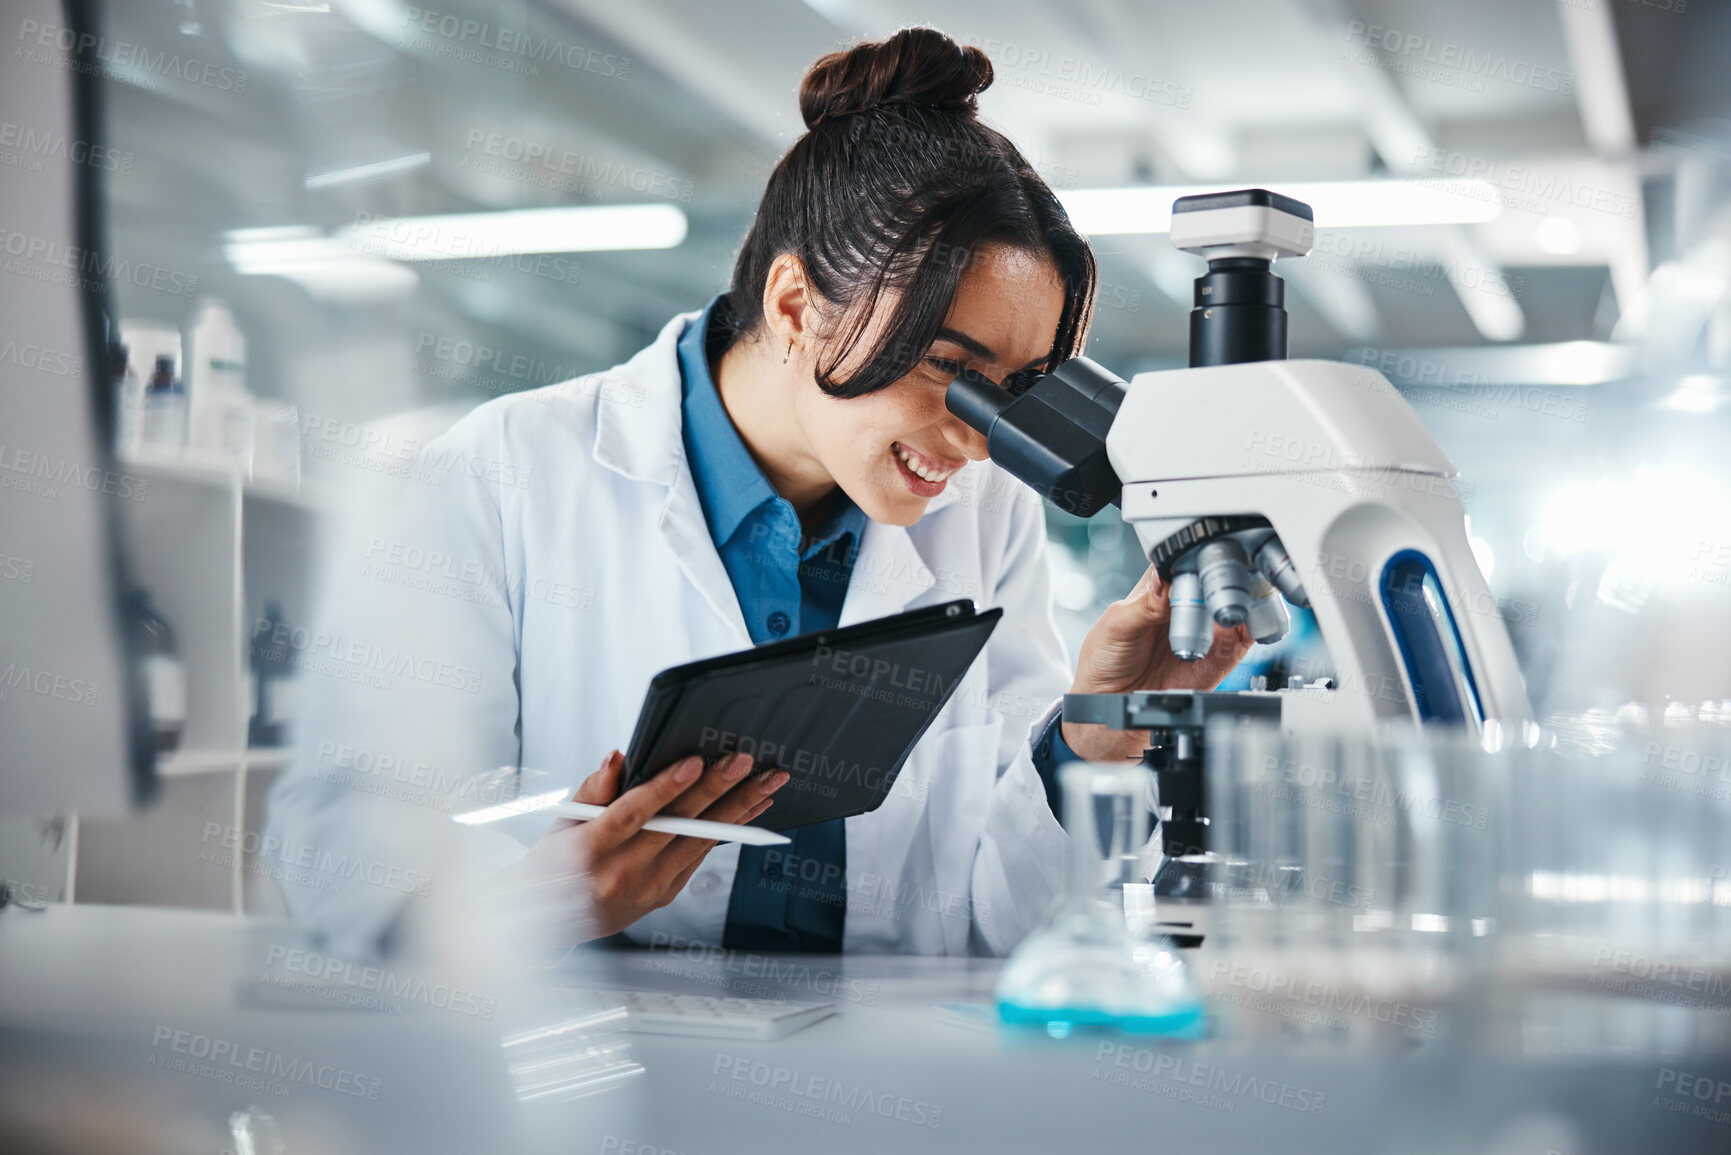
[799,29,993,128]
[717,27,1095,398]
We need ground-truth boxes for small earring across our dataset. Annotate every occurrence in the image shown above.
[783,337,793,364]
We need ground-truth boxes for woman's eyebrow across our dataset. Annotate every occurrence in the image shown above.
[933,326,1048,372]
[933,326,995,360]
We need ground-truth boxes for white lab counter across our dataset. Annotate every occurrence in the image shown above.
[2,904,1728,1155]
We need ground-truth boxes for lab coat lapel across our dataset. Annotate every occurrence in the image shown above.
[838,516,939,626]
[838,472,968,625]
[659,468,751,646]
[590,311,751,648]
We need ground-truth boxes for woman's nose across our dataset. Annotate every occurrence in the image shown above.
[942,413,989,462]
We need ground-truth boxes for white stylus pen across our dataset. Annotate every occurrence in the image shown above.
[454,789,790,846]
[546,800,790,845]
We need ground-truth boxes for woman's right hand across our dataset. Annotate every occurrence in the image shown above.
[499,750,790,941]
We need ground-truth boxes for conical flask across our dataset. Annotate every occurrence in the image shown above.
[996,761,1203,1036]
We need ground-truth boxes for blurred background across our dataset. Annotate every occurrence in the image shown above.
[13,0,1731,908]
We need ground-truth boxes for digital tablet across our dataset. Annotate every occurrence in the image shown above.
[620,600,1002,832]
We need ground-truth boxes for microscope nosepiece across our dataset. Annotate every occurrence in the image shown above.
[1167,568,1211,661]
[1196,540,1253,629]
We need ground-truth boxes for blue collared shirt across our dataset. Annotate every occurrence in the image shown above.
[679,297,863,952]
[678,297,1079,946]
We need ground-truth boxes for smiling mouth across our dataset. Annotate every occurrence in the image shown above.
[892,442,960,485]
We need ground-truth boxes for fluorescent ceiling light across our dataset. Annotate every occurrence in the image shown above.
[1058,180,1502,235]
[305,151,431,190]
[1546,340,1631,385]
[224,227,418,302]
[1349,341,1633,387]
[796,0,864,27]
[1556,1,1636,154]
[335,204,688,261]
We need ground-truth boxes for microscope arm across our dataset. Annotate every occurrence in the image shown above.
[946,356,1531,734]
[1108,358,1531,733]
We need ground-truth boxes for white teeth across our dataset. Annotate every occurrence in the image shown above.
[895,445,954,485]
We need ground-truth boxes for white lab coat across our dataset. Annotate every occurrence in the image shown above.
[267,310,1073,957]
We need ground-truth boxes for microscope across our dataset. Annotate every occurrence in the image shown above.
[946,189,1532,897]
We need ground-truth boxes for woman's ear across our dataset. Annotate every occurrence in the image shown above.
[762,253,815,358]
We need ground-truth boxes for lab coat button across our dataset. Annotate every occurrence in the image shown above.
[692,872,719,896]
[767,611,791,636]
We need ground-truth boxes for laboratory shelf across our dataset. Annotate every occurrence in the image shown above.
[155,747,243,777]
[73,448,324,914]
[119,446,243,490]
[148,746,292,777]
[244,747,292,772]
[119,447,328,510]
[244,474,333,513]
[74,770,238,911]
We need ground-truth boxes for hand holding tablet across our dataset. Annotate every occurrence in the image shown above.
[620,600,1002,832]
[465,602,999,943]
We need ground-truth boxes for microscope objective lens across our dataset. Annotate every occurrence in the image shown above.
[1168,569,1211,661]
[1196,540,1253,629]
[1253,535,1309,608]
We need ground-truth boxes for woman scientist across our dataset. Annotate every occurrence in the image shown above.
[267,28,1248,958]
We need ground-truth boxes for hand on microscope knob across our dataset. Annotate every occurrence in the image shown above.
[1061,564,1253,762]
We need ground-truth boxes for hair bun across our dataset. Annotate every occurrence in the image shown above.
[799,28,993,130]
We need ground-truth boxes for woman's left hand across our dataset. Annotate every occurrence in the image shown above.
[1061,564,1253,762]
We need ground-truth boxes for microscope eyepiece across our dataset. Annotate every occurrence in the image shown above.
[943,356,1126,518]
[944,368,1011,437]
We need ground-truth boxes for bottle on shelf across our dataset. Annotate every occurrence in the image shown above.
[118,322,184,456]
[111,338,141,455]
[186,298,255,473]
[141,353,187,452]
[249,601,298,748]
[127,588,186,753]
